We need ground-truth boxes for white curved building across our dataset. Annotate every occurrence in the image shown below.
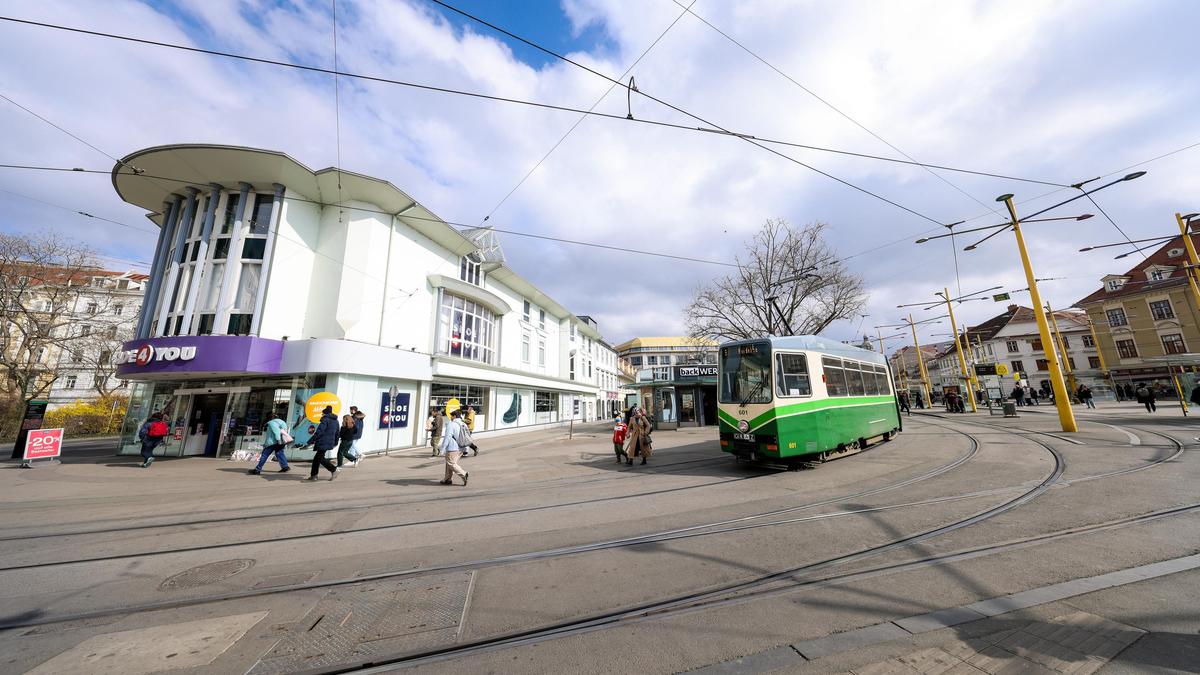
[113,144,604,458]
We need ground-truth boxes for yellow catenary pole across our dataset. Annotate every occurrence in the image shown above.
[943,288,977,412]
[1175,213,1200,312]
[1087,318,1116,399]
[1171,365,1188,415]
[1045,301,1078,396]
[909,313,934,406]
[1000,195,1077,432]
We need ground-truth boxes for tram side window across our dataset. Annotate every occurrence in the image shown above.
[822,357,848,396]
[845,362,868,396]
[875,366,891,394]
[863,364,881,395]
[774,353,811,397]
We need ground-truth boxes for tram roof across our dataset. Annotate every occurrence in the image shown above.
[720,335,886,364]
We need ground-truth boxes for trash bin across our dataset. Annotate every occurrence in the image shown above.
[1002,401,1018,417]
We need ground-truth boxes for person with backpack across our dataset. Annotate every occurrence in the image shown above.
[1135,383,1156,413]
[438,409,469,486]
[347,405,365,466]
[612,415,629,463]
[138,412,169,468]
[305,405,340,481]
[249,412,291,475]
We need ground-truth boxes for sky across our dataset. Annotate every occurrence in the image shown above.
[1,0,1198,351]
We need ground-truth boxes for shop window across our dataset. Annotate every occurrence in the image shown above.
[535,391,557,412]
[430,383,486,415]
[436,293,495,364]
[774,353,811,397]
[1116,339,1138,358]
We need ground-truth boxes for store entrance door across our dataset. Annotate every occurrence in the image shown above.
[700,386,718,426]
[184,393,228,457]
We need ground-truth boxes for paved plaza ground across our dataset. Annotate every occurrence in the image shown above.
[0,404,1197,674]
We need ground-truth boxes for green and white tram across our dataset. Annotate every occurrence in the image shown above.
[718,336,901,467]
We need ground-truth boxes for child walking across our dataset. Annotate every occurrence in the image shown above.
[612,415,628,464]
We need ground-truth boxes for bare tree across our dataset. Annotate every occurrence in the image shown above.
[0,234,121,407]
[685,219,867,342]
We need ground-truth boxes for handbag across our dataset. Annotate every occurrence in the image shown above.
[324,448,338,459]
[281,429,293,444]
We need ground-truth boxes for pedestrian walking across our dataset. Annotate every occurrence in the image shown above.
[612,415,629,463]
[897,390,911,415]
[438,409,469,486]
[914,389,925,409]
[305,405,340,481]
[1135,383,1156,413]
[623,407,653,466]
[336,414,358,467]
[429,406,445,457]
[137,412,169,468]
[1190,383,1200,409]
[249,412,291,474]
[463,405,479,456]
[1078,385,1096,409]
[347,406,365,466]
[1028,387,1039,406]
[1011,385,1025,407]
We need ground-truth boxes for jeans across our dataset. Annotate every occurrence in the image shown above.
[337,438,354,467]
[1085,399,1096,409]
[255,443,289,471]
[310,447,338,476]
[140,439,161,461]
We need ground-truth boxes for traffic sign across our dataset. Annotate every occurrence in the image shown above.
[974,363,998,376]
[23,428,63,462]
[995,364,1009,376]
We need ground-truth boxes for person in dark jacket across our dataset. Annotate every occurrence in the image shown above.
[1134,383,1156,413]
[348,405,365,465]
[306,406,340,480]
[137,412,167,468]
[336,414,357,467]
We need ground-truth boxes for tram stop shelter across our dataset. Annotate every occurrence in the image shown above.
[632,364,719,429]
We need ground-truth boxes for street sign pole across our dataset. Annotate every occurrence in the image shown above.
[387,385,398,455]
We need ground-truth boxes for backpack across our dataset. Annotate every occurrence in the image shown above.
[148,420,169,438]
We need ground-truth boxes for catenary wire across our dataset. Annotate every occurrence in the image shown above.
[0,15,1066,220]
[0,15,1064,189]
[479,0,697,225]
[1081,190,1147,260]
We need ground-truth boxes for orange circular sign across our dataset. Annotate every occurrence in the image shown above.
[305,392,341,423]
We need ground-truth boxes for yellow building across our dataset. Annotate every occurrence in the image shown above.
[613,336,719,428]
[1075,234,1200,399]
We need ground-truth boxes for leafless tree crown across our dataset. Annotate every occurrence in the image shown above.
[684,219,867,342]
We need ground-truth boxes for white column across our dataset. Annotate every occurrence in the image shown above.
[214,182,253,334]
[137,196,180,338]
[249,183,285,335]
[179,183,222,335]
[155,188,199,336]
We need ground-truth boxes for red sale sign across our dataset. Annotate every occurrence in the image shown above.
[23,428,63,460]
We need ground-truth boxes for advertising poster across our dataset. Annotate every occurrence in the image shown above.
[379,392,410,429]
[288,389,340,448]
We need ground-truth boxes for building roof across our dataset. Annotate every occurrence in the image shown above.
[613,336,719,352]
[965,304,1087,343]
[1075,234,1200,306]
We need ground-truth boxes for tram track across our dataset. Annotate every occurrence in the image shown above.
[0,422,982,630]
[296,425,1065,672]
[0,453,738,542]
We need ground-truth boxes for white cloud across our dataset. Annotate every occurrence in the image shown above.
[0,0,1197,347]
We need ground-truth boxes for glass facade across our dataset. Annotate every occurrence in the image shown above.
[436,293,496,364]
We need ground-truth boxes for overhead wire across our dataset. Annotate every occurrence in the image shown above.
[479,0,698,225]
[0,15,1064,193]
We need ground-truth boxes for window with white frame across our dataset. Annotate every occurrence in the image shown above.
[436,293,496,364]
[538,308,545,329]
[1149,299,1175,320]
[538,339,545,366]
[1082,334,1095,347]
[523,299,530,322]
[1006,340,1019,353]
[64,375,77,389]
[1106,308,1128,327]
[459,253,483,286]
[522,331,531,363]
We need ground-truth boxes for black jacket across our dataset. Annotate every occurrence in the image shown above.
[312,413,340,451]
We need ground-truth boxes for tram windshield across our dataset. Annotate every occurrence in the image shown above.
[719,342,773,404]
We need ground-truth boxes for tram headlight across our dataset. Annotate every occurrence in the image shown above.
[737,420,750,433]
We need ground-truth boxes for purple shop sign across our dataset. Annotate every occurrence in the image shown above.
[115,335,285,377]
